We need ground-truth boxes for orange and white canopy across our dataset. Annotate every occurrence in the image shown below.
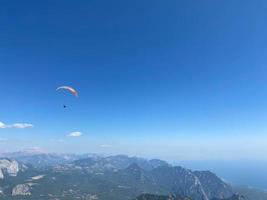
[56,86,78,97]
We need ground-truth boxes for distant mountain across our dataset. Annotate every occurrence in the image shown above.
[11,153,82,168]
[0,151,100,168]
[0,148,47,159]
[73,155,169,172]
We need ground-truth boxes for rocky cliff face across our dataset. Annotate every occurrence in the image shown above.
[194,171,233,199]
[0,187,3,196]
[149,166,214,200]
[0,158,20,179]
[0,168,3,179]
[12,183,31,196]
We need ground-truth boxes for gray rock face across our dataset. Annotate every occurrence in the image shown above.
[194,171,233,199]
[150,166,210,200]
[0,159,20,179]
[155,166,234,200]
[12,184,31,196]
[0,169,3,179]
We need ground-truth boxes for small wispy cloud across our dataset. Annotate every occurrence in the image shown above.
[12,123,33,129]
[100,144,112,148]
[0,138,8,141]
[67,131,82,137]
[0,121,33,129]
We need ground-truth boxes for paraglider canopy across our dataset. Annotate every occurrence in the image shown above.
[56,86,78,97]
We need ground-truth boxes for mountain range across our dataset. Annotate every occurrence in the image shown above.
[0,152,264,200]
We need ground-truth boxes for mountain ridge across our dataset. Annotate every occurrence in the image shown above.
[0,154,253,200]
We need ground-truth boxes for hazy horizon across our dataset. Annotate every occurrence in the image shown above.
[1,134,267,161]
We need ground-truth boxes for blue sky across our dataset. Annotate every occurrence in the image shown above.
[1,0,267,160]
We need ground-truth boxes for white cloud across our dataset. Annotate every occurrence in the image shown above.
[0,121,33,129]
[67,131,82,137]
[12,123,33,129]
[0,138,8,141]
[0,122,7,128]
[100,144,112,148]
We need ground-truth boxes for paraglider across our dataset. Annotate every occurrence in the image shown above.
[56,86,78,97]
[56,86,78,108]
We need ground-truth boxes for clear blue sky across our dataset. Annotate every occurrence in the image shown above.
[1,0,267,160]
